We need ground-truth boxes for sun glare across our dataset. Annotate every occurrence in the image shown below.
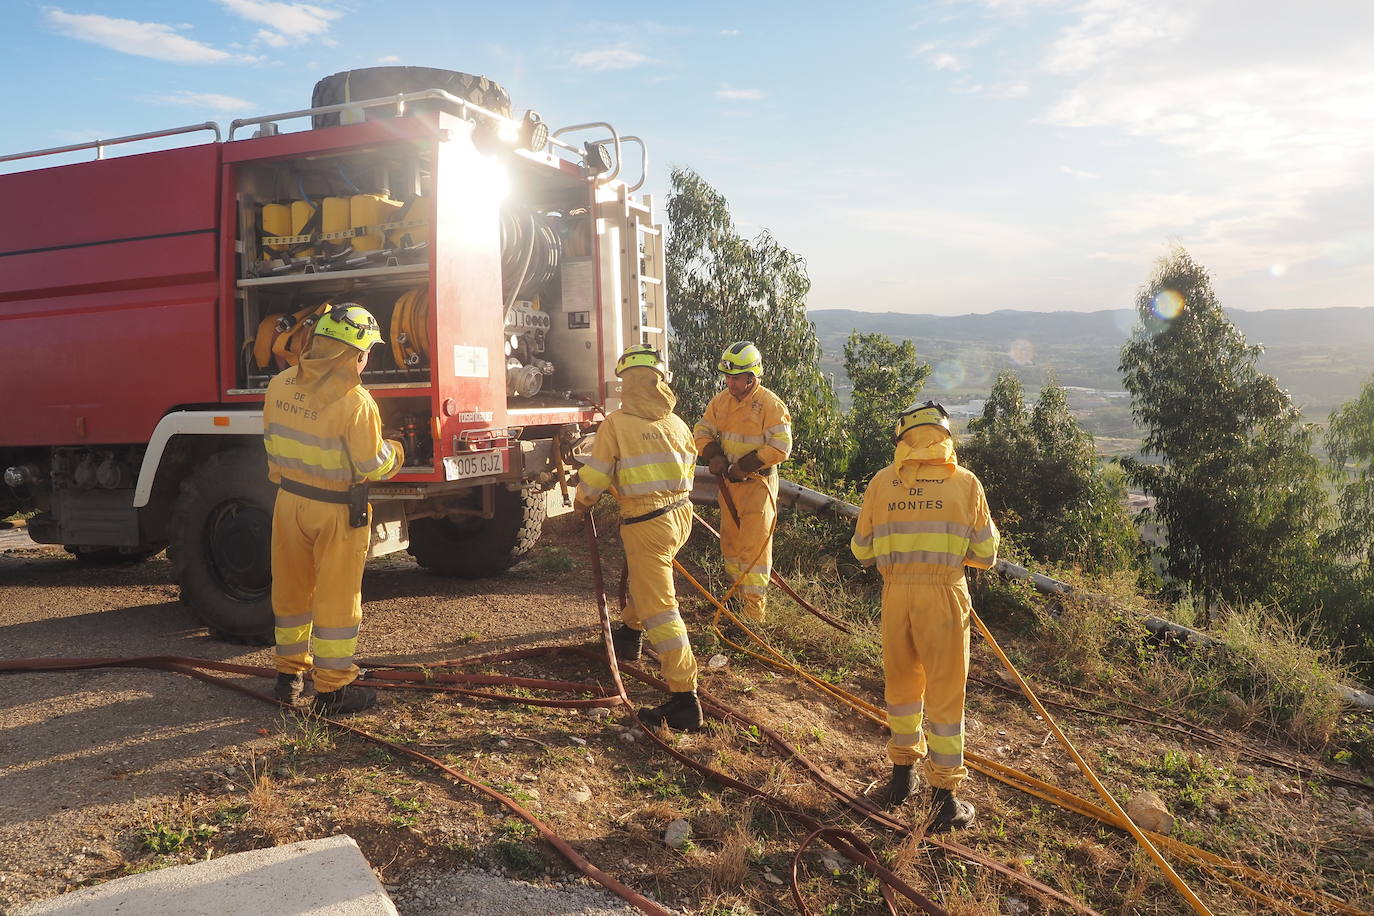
[1151,289,1185,321]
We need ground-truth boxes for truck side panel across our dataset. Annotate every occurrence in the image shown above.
[0,145,221,447]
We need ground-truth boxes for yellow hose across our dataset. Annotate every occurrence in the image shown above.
[675,507,1362,915]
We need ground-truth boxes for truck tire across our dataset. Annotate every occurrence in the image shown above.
[169,448,275,644]
[311,67,511,129]
[408,486,543,578]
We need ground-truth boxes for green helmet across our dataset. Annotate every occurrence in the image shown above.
[313,303,383,352]
[893,400,950,442]
[718,341,763,377]
[615,343,667,378]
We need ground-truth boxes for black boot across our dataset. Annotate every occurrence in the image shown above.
[882,764,914,808]
[929,787,976,832]
[611,624,643,662]
[312,683,378,715]
[274,672,304,704]
[639,691,704,731]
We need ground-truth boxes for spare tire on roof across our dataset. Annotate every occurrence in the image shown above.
[311,67,511,128]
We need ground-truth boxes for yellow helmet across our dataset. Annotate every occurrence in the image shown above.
[718,341,763,377]
[893,400,950,442]
[313,303,383,352]
[615,343,667,378]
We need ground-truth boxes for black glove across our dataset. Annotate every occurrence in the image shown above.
[708,454,730,476]
[734,451,764,475]
[725,462,749,482]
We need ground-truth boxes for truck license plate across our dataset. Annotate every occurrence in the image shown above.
[443,450,505,481]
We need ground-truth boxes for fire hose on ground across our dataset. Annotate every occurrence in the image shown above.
[2,480,1368,913]
[682,475,1368,916]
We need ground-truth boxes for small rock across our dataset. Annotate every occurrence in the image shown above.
[273,766,290,779]
[1276,782,1304,799]
[571,786,592,804]
[620,732,637,744]
[817,849,846,872]
[1354,807,1374,829]
[585,707,611,721]
[1218,690,1249,725]
[663,819,692,849]
[707,654,729,669]
[498,739,511,748]
[1126,791,1173,835]
[525,789,540,801]
[302,777,318,786]
[520,772,538,782]
[763,870,785,886]
[1001,896,1031,916]
[570,737,587,746]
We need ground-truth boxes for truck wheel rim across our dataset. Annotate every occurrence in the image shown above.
[203,499,272,600]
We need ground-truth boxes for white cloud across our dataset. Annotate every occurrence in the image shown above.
[570,48,649,71]
[930,52,964,71]
[376,54,400,64]
[219,0,340,46]
[1059,165,1099,180]
[1036,0,1374,280]
[989,80,1029,98]
[151,90,254,112]
[1044,0,1194,74]
[720,28,740,37]
[45,9,234,63]
[716,86,763,101]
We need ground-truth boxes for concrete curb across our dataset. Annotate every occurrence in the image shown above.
[15,835,398,915]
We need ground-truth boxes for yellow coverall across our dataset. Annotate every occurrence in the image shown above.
[264,337,403,693]
[850,426,999,790]
[693,384,792,621]
[576,367,700,692]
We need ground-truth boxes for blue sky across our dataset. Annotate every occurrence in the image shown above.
[3,0,1371,317]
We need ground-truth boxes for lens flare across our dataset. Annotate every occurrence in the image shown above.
[931,359,967,390]
[1270,263,1287,278]
[1150,289,1185,321]
[1008,339,1034,366]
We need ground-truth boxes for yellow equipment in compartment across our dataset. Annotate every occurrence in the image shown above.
[351,193,404,251]
[390,286,429,369]
[322,196,351,254]
[291,199,315,257]
[260,203,290,261]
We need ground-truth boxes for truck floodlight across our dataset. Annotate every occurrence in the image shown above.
[519,111,549,153]
[582,142,612,176]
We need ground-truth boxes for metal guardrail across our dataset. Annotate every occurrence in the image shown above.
[0,121,222,165]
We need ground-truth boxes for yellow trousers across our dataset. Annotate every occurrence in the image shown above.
[621,503,697,692]
[271,489,370,693]
[881,574,972,790]
[719,473,776,621]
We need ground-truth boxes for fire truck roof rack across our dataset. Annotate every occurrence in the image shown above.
[0,121,221,165]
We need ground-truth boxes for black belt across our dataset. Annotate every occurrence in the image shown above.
[280,478,370,528]
[622,497,689,526]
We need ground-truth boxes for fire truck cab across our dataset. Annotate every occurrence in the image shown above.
[0,67,666,642]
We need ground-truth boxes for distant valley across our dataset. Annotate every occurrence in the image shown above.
[810,306,1374,447]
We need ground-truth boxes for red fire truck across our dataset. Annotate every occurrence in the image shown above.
[0,67,666,642]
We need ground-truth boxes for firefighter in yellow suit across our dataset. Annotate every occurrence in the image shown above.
[264,304,404,715]
[850,401,999,830]
[576,345,704,730]
[693,342,792,622]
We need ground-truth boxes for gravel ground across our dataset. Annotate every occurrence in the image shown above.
[0,521,622,914]
[394,868,654,915]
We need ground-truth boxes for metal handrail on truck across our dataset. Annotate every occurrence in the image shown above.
[0,121,222,165]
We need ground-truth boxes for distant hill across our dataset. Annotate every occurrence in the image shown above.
[811,306,1374,421]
